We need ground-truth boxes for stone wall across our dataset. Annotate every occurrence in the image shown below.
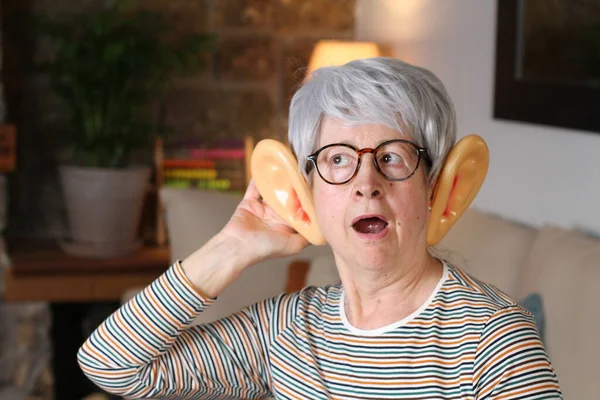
[7,0,356,239]
[0,298,53,400]
[162,0,355,144]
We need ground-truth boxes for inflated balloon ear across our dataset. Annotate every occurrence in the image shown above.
[427,135,489,246]
[251,139,326,246]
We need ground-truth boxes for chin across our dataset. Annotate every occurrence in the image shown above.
[343,239,396,268]
[355,253,395,272]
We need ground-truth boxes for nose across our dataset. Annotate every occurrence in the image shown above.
[353,155,384,199]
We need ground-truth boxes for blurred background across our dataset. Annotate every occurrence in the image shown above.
[0,0,598,399]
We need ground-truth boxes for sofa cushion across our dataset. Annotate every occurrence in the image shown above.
[305,252,338,287]
[517,292,546,344]
[160,188,243,262]
[159,187,332,324]
[516,225,600,399]
[435,207,537,297]
[575,248,600,398]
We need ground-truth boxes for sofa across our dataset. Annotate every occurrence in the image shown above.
[126,187,599,399]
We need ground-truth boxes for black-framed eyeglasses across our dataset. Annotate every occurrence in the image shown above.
[306,139,428,185]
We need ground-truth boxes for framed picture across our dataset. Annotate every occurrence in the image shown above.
[494,0,600,134]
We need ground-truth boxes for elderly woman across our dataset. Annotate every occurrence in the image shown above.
[78,58,562,399]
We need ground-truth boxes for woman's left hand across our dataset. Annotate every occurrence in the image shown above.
[220,180,310,265]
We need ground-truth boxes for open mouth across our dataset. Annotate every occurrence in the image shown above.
[352,215,389,234]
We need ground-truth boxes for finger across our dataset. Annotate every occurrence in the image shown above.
[243,179,262,202]
[264,202,287,224]
[286,233,310,254]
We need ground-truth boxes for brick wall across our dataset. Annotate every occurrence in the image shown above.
[163,0,355,143]
[7,0,356,239]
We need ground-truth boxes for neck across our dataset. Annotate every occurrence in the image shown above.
[337,251,443,330]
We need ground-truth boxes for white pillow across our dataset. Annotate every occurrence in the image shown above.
[575,248,600,398]
[160,188,243,262]
[516,225,600,399]
[435,207,537,297]
[305,252,338,287]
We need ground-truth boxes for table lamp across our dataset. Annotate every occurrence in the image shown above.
[306,40,385,78]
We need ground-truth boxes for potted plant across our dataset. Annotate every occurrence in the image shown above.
[35,1,214,257]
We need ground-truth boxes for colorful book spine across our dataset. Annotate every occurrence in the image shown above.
[189,148,245,159]
[213,169,245,181]
[163,178,232,191]
[163,159,215,169]
[163,168,218,180]
[164,138,245,150]
[162,140,249,193]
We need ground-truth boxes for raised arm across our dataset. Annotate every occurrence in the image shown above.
[473,305,563,399]
[78,181,309,398]
[78,260,276,399]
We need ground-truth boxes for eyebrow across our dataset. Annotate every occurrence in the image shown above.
[323,139,400,148]
[319,141,358,150]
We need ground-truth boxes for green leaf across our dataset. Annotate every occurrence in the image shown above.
[31,1,214,169]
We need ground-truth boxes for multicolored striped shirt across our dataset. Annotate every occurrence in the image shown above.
[78,261,562,399]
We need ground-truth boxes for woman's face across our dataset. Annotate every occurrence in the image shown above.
[311,116,432,271]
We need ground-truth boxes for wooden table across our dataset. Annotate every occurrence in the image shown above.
[2,240,172,400]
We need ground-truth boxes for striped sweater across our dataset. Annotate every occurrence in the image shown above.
[78,261,562,399]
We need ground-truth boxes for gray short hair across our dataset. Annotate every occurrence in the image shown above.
[288,57,456,186]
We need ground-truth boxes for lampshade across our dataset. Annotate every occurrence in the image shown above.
[306,40,383,78]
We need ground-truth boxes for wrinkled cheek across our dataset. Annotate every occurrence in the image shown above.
[391,190,428,237]
[414,206,428,226]
[311,190,327,231]
[409,201,430,238]
[313,188,345,239]
[315,198,337,231]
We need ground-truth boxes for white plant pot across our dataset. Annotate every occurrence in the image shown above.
[59,165,151,258]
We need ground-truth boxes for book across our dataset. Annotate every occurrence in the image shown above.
[163,159,215,169]
[163,168,218,180]
[163,178,232,191]
[189,148,245,159]
[160,137,252,194]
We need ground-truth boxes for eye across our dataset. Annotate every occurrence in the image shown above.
[379,152,404,165]
[330,153,353,167]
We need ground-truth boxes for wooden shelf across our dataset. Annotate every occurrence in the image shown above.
[3,240,172,303]
[7,240,170,276]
